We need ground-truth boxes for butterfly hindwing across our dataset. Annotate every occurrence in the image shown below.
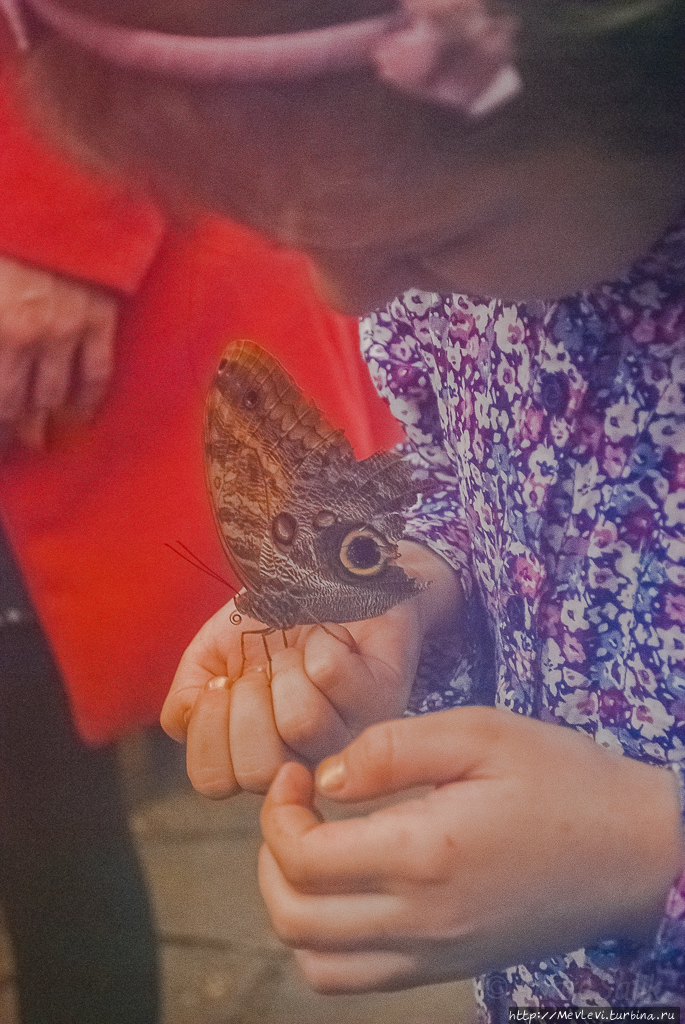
[204,340,425,629]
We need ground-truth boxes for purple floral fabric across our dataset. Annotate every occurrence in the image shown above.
[359,212,685,1012]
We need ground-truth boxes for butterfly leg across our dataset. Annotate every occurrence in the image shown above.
[318,622,360,656]
[261,633,273,682]
[238,627,276,680]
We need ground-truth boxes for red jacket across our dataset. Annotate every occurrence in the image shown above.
[0,81,399,745]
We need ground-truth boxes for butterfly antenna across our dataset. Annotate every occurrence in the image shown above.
[164,542,233,588]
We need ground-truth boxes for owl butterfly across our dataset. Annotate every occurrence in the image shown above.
[204,340,427,674]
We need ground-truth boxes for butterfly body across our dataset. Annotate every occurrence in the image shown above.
[204,340,425,631]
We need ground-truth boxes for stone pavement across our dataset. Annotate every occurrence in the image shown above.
[0,730,477,1024]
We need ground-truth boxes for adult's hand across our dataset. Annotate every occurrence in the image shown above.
[0,255,118,452]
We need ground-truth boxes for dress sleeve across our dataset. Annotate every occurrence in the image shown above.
[360,302,472,580]
[360,301,495,711]
[0,75,164,293]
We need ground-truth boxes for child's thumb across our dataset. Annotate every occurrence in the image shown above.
[315,706,489,802]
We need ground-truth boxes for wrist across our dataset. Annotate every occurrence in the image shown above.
[397,540,464,639]
[612,755,684,943]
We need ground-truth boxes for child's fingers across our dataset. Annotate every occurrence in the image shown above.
[161,599,249,742]
[185,676,238,798]
[302,610,418,732]
[228,667,291,792]
[270,647,353,762]
[301,628,389,733]
[293,949,415,995]
[315,707,495,802]
[161,657,214,742]
[75,296,117,414]
[261,763,406,892]
[258,841,401,947]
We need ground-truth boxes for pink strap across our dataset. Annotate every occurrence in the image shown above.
[7,0,521,118]
[24,0,399,80]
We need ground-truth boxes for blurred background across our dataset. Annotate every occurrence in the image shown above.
[0,14,476,1022]
[1,725,477,1023]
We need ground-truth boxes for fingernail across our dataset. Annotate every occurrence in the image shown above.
[206,675,231,690]
[316,758,347,793]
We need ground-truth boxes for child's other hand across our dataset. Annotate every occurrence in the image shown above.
[259,707,684,993]
[161,542,462,799]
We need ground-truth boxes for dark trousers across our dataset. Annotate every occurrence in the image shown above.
[0,530,159,1024]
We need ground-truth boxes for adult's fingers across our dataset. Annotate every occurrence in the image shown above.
[0,344,32,421]
[76,297,117,414]
[29,340,75,416]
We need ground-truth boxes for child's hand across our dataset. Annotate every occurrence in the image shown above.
[259,707,684,993]
[162,542,462,799]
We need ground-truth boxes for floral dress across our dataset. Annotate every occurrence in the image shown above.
[360,212,685,1015]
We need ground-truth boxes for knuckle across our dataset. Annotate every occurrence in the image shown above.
[187,764,238,800]
[303,632,347,686]
[277,707,320,751]
[405,832,454,885]
[356,718,402,787]
[269,904,310,947]
[297,956,340,994]
[303,652,336,690]
[233,763,276,794]
[1,312,41,349]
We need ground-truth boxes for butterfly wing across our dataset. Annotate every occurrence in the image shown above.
[204,339,354,594]
[204,339,425,629]
[269,447,425,625]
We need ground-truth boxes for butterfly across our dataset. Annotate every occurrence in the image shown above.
[204,339,426,668]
